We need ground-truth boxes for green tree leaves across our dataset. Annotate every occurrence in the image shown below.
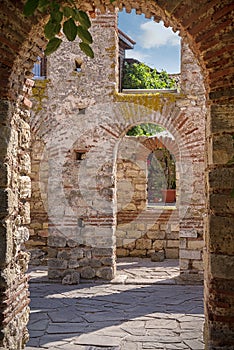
[23,0,94,58]
[63,18,77,41]
[79,42,94,58]
[127,123,165,136]
[44,37,62,55]
[73,10,91,29]
[122,63,176,90]
[77,26,93,44]
[44,19,61,40]
[23,0,39,16]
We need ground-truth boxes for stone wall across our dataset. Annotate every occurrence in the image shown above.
[25,134,48,265]
[0,82,32,348]
[28,12,119,283]
[27,13,207,284]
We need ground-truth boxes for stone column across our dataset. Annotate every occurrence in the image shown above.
[204,102,234,349]
[179,39,206,282]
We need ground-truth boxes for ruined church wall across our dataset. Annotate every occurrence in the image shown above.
[28,14,207,283]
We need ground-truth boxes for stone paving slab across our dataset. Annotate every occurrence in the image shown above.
[26,259,204,350]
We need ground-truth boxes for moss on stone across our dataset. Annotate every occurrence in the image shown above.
[32,79,49,112]
[113,92,181,113]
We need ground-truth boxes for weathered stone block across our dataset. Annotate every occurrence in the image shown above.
[80,266,96,279]
[180,249,201,260]
[180,238,187,249]
[93,247,113,257]
[210,253,234,280]
[147,230,166,240]
[101,257,114,266]
[70,247,84,259]
[68,260,80,269]
[180,230,198,238]
[115,230,126,238]
[180,259,189,270]
[38,230,48,237]
[167,240,180,248]
[62,272,80,285]
[48,258,67,269]
[165,248,179,259]
[212,134,233,164]
[47,247,57,258]
[209,215,234,255]
[116,248,129,257]
[188,240,204,250]
[19,152,31,174]
[152,240,164,251]
[210,193,234,216]
[15,227,29,244]
[130,249,146,257]
[90,258,102,268]
[19,176,31,199]
[127,230,142,239]
[48,236,66,247]
[136,238,152,249]
[171,224,180,232]
[96,266,114,280]
[78,258,89,267]
[48,269,63,280]
[57,250,70,260]
[123,203,137,211]
[192,260,204,271]
[123,239,135,249]
[19,201,30,225]
[151,250,165,262]
[166,231,179,240]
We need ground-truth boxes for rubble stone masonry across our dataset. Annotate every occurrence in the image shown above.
[27,12,207,287]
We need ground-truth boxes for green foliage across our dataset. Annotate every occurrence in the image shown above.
[44,37,62,55]
[127,123,165,136]
[24,0,39,16]
[79,42,94,59]
[23,0,94,58]
[77,26,93,44]
[63,18,77,41]
[122,62,176,90]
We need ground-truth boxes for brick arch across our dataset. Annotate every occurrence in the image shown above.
[0,1,233,349]
[1,1,233,102]
[142,135,180,161]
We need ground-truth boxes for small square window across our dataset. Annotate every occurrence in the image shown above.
[75,151,87,161]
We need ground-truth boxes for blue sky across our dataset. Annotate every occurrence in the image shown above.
[118,10,181,74]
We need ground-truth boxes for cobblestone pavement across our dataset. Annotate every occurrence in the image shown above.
[26,259,204,350]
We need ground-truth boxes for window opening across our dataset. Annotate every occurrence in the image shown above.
[74,58,83,72]
[32,55,47,79]
[118,10,181,92]
[147,148,176,206]
[75,151,87,161]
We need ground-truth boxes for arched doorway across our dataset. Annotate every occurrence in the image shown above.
[0,1,233,349]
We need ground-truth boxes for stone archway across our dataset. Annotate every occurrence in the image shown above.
[0,1,233,349]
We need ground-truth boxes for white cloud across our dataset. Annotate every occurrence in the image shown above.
[125,50,150,63]
[138,21,180,49]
